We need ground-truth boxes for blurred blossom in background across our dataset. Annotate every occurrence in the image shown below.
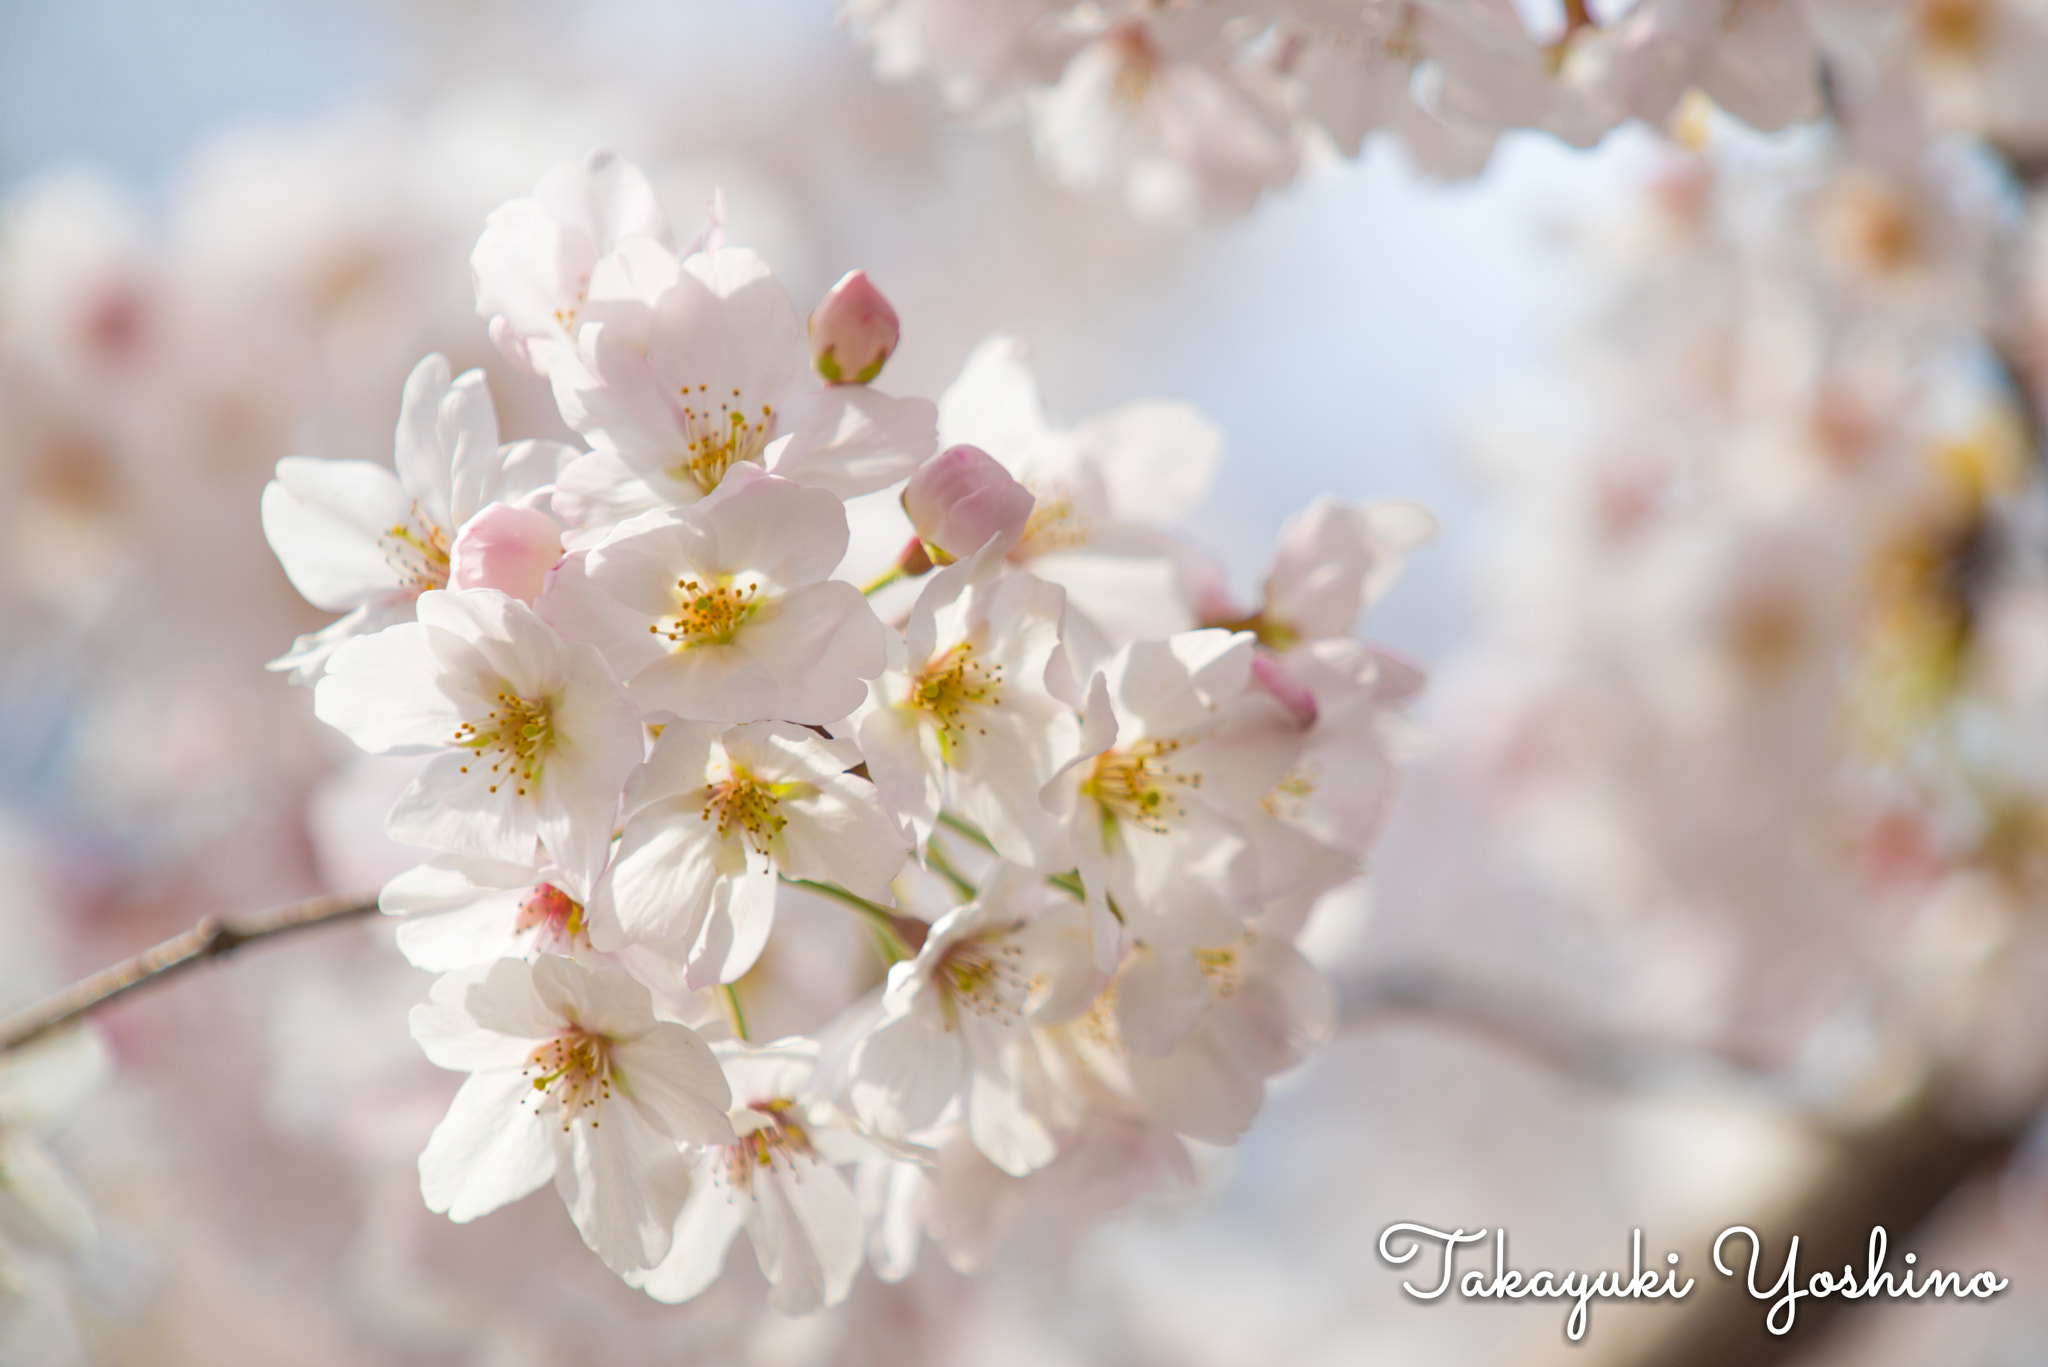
[8,0,2048,1364]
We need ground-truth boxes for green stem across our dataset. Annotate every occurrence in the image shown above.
[781,876,915,964]
[718,983,751,1041]
[936,810,997,852]
[859,566,906,597]
[922,840,979,902]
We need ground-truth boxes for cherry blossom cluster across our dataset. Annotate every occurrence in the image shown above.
[844,0,2048,218]
[1430,97,2048,1092]
[260,149,1429,1311]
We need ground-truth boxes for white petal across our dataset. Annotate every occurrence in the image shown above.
[419,1068,556,1222]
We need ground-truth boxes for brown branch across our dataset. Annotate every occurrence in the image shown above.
[1336,965,1767,1091]
[0,891,381,1052]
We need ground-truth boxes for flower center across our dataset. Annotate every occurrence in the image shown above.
[673,384,776,494]
[701,768,788,857]
[716,1100,815,1197]
[523,1029,613,1128]
[1193,940,1248,998]
[451,689,554,796]
[933,932,1036,1030]
[1108,21,1160,108]
[380,506,451,595]
[1259,766,1318,821]
[1915,0,1987,57]
[1012,486,1089,560]
[912,643,1002,759]
[1083,739,1197,836]
[654,576,759,648]
[514,883,588,949]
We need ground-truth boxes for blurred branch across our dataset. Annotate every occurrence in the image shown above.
[1613,1090,2018,1367]
[1335,965,1768,1091]
[0,891,380,1052]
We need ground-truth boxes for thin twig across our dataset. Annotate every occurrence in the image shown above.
[0,891,381,1052]
[921,839,980,902]
[780,876,921,962]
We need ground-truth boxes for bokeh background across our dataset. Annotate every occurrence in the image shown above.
[7,1,2048,1364]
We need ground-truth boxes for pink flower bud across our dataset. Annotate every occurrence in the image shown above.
[901,444,1034,563]
[808,270,900,385]
[449,501,564,604]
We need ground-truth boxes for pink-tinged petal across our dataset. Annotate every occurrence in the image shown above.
[1264,497,1435,641]
[631,1179,746,1305]
[556,1098,694,1273]
[902,444,1034,563]
[685,869,778,989]
[773,773,909,901]
[409,998,540,1072]
[551,449,667,531]
[622,721,718,813]
[388,751,541,868]
[418,1069,556,1222]
[262,458,411,611]
[1069,400,1222,528]
[771,386,937,498]
[853,700,943,848]
[529,956,654,1039]
[313,623,459,754]
[936,336,1057,470]
[808,269,899,385]
[602,801,729,946]
[1113,946,1213,1059]
[394,355,499,531]
[629,641,779,723]
[849,1010,966,1134]
[450,502,563,604]
[966,1070,1054,1177]
[441,956,562,1039]
[534,550,666,677]
[738,582,887,725]
[700,473,851,584]
[581,512,723,618]
[748,1159,865,1314]
[1127,1032,1264,1146]
[612,1024,736,1146]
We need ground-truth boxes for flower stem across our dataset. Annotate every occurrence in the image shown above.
[718,983,751,1041]
[922,840,979,902]
[859,566,906,596]
[0,891,382,1053]
[935,809,996,852]
[780,877,917,963]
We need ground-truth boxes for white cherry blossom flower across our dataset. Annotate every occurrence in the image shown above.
[314,588,642,888]
[471,147,680,378]
[411,955,735,1274]
[262,353,571,680]
[552,240,935,512]
[1045,629,1303,969]
[539,467,887,726]
[852,535,1079,867]
[1194,495,1437,649]
[629,1039,884,1313]
[847,864,1096,1175]
[591,720,909,987]
[1100,932,1335,1143]
[937,335,1219,650]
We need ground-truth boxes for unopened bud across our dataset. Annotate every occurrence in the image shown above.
[450,501,564,604]
[902,444,1034,563]
[808,270,900,385]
